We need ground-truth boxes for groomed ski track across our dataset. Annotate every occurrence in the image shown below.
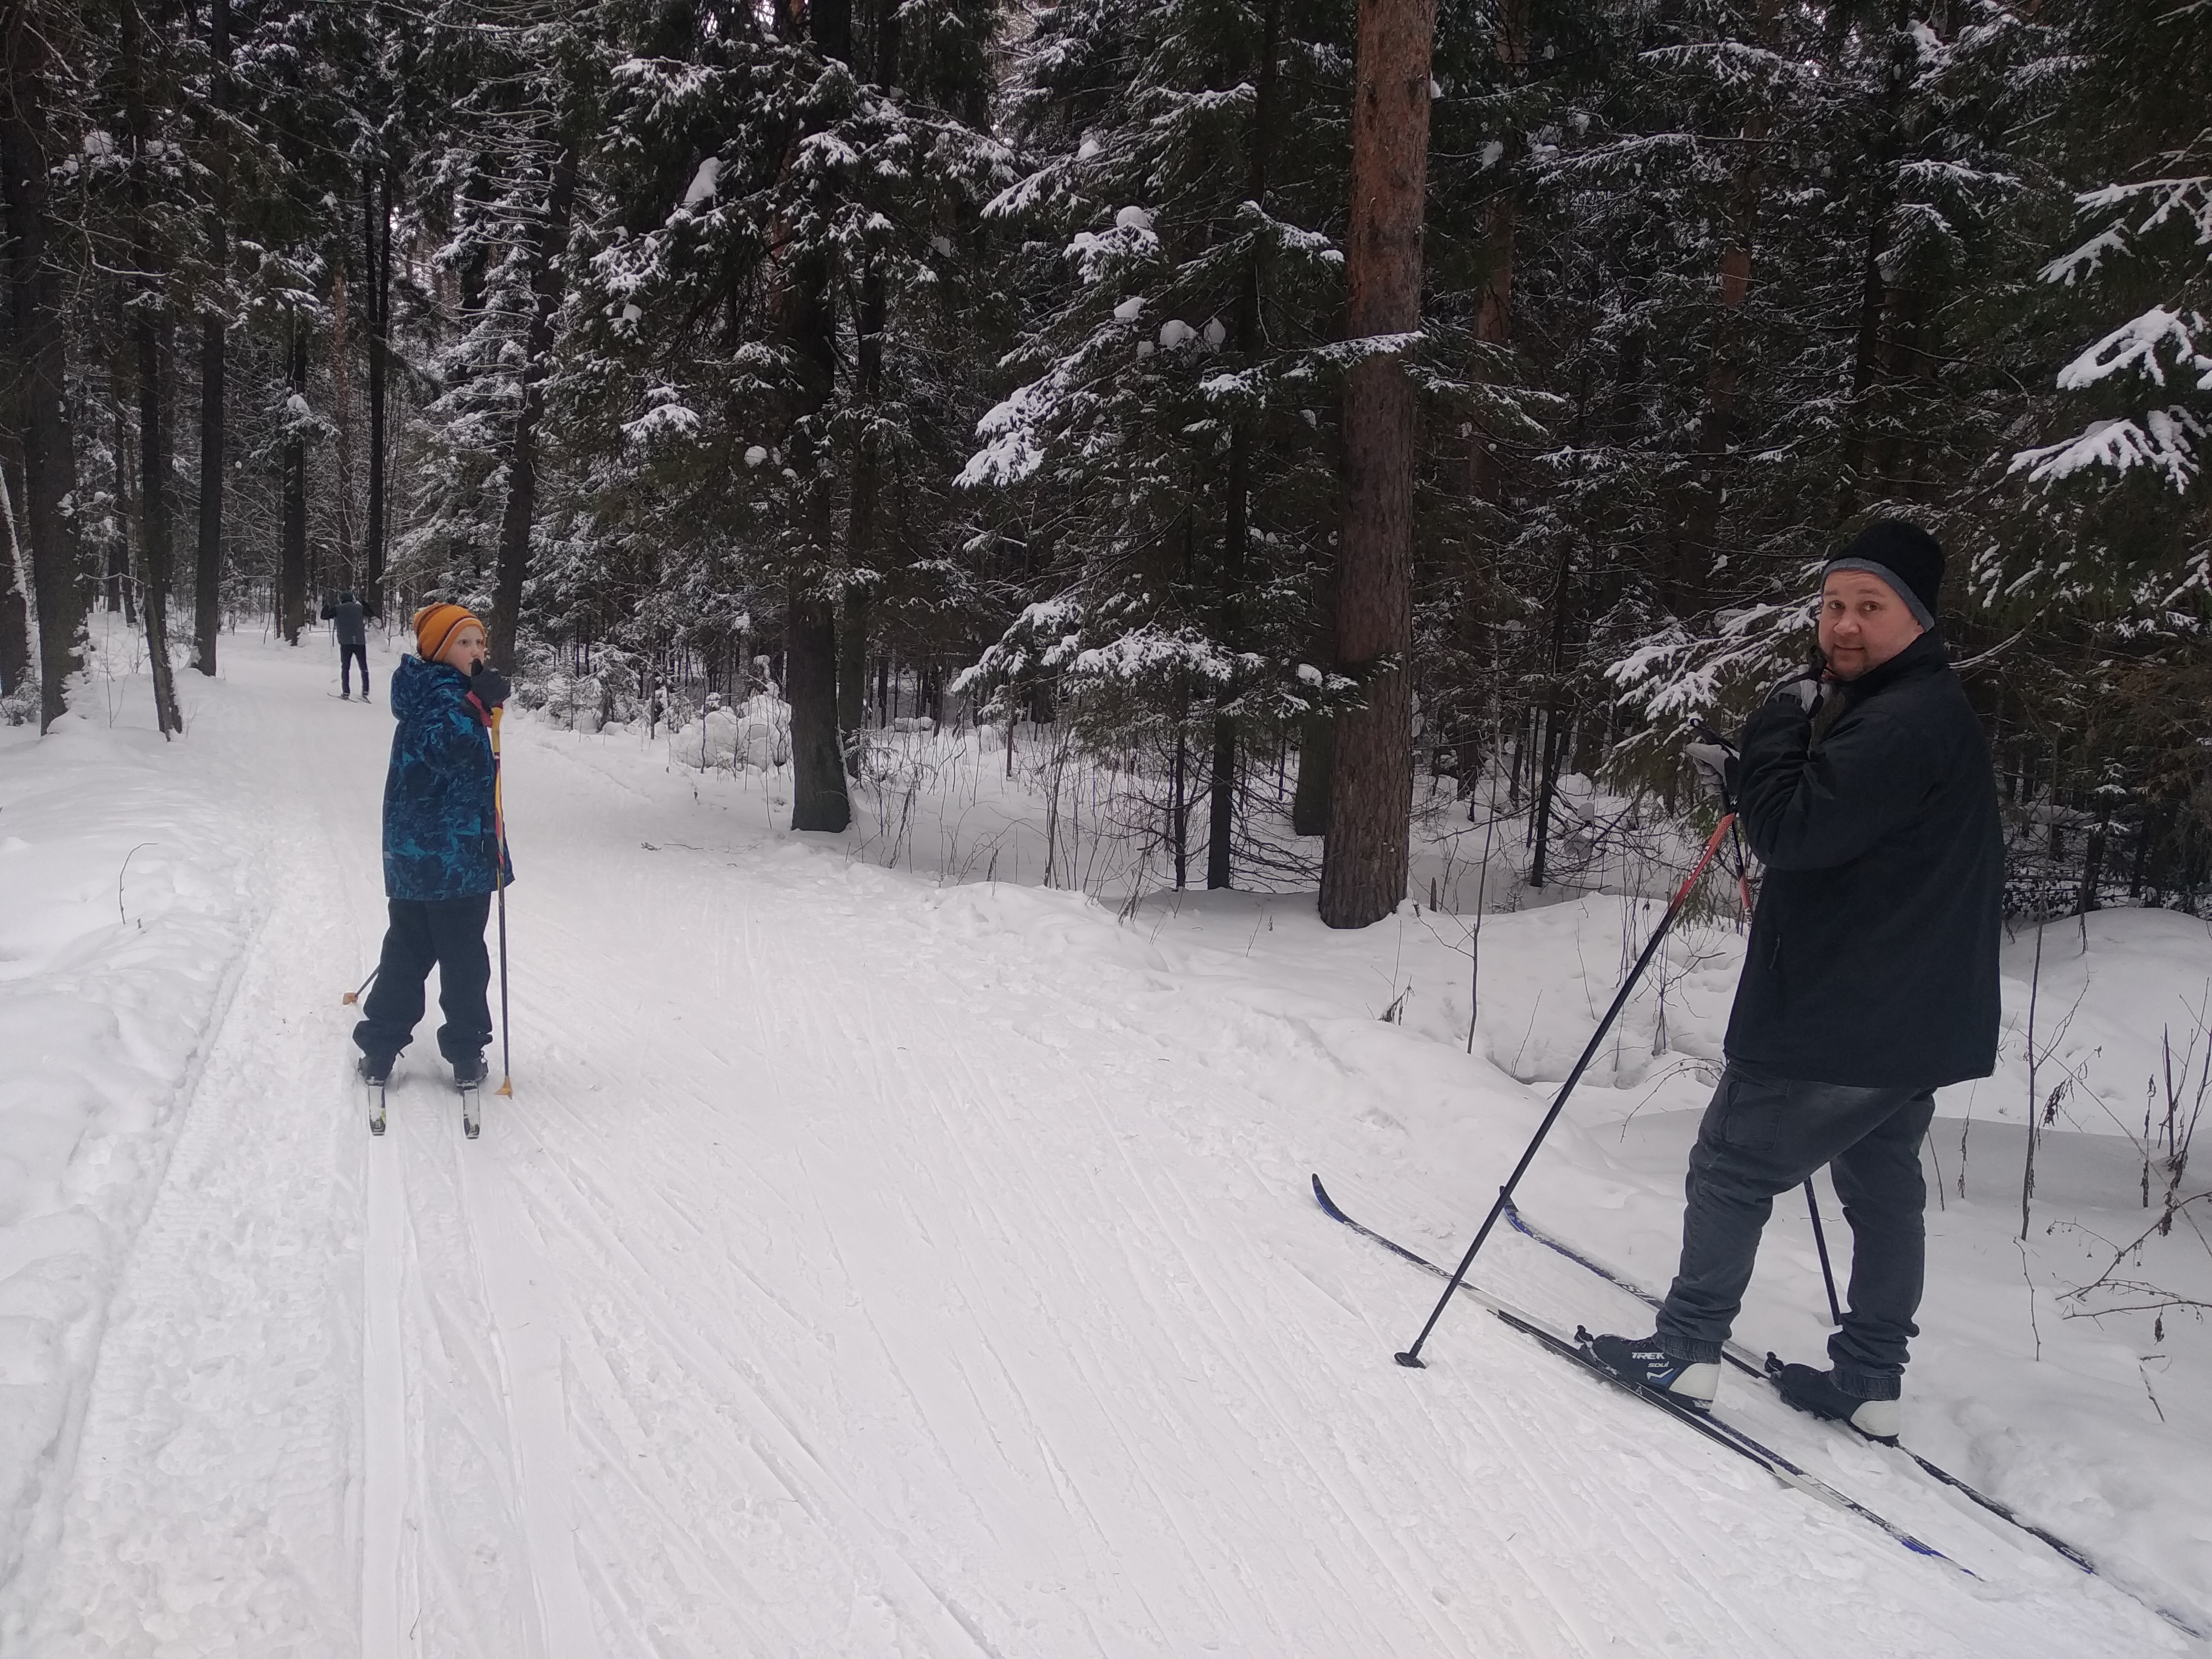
[12,639,2189,1657]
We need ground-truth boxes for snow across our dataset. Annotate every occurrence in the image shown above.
[1,631,2207,1655]
[678,156,719,212]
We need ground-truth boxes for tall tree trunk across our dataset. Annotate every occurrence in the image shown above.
[1674,0,1778,587]
[1527,541,1573,888]
[489,145,577,668]
[1465,0,1525,503]
[2,6,85,731]
[123,0,181,734]
[1206,0,1282,891]
[0,458,30,698]
[1292,709,1333,837]
[1836,1,1913,520]
[780,240,851,832]
[838,584,869,776]
[789,581,848,829]
[330,265,356,585]
[194,311,225,667]
[838,261,886,778]
[365,159,390,619]
[108,392,134,622]
[1319,0,1437,928]
[281,317,308,643]
[193,0,227,672]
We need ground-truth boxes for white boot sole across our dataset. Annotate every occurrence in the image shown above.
[1847,1397,1901,1442]
[1665,1361,1720,1410]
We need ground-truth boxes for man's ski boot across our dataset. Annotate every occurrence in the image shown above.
[453,1053,487,1139]
[1580,1331,1720,1410]
[359,1053,392,1136]
[1767,1357,1901,1444]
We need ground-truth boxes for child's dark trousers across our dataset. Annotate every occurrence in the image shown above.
[353,894,493,1069]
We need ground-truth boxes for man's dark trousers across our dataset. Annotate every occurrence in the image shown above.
[354,894,493,1066]
[341,640,370,697]
[1656,1062,1937,1400]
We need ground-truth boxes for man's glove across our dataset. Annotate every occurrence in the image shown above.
[469,664,512,711]
[1686,740,1734,804]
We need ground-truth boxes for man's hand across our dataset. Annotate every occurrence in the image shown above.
[1686,740,1734,804]
[469,664,512,711]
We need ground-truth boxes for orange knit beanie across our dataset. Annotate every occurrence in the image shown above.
[413,603,483,664]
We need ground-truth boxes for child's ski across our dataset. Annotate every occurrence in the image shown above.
[1496,1195,2206,1640]
[1311,1176,1965,1574]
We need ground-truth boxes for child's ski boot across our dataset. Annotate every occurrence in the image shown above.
[453,1053,487,1139]
[359,1054,392,1136]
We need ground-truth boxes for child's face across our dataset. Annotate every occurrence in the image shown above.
[439,623,488,674]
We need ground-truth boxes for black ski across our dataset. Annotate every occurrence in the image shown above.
[1312,1175,1968,1572]
[1500,1196,2208,1640]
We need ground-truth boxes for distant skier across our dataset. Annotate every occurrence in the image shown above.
[321,590,372,700]
[1588,521,2001,1442]
[353,603,513,1093]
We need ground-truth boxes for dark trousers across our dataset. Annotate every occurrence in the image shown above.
[353,895,493,1067]
[341,640,369,696]
[1656,1062,1937,1400]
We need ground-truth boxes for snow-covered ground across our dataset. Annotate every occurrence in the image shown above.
[2,628,2208,1656]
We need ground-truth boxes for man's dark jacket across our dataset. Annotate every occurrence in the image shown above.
[1726,632,2001,1088]
[321,594,367,646]
[383,655,513,901]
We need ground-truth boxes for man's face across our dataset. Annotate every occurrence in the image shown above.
[1817,572,1922,681]
[439,622,488,674]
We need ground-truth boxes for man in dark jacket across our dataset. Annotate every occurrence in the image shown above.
[353,603,513,1088]
[321,590,371,700]
[1589,521,2002,1442]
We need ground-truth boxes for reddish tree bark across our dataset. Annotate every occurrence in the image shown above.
[1319,0,1437,929]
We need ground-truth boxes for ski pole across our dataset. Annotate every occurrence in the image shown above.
[1804,1179,1844,1326]
[1396,812,1739,1369]
[343,965,379,1006]
[491,706,514,1098]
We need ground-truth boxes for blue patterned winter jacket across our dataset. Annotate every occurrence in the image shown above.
[382,655,514,901]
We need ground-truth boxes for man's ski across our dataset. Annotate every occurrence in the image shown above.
[1312,1176,1965,1573]
[1499,1196,2208,1640]
[366,1077,387,1136]
[459,1077,481,1140]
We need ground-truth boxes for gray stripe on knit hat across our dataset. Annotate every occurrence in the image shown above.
[1822,556,1935,630]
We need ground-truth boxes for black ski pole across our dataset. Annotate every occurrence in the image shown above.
[1396,812,1738,1369]
[1804,1179,1844,1326]
[491,708,514,1098]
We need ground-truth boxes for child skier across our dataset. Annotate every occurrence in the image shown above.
[353,603,513,1090]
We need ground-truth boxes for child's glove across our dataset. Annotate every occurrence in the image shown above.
[469,664,512,711]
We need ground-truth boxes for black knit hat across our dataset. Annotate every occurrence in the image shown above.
[1824,520,1944,630]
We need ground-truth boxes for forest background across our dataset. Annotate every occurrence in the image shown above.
[0,0,2205,928]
